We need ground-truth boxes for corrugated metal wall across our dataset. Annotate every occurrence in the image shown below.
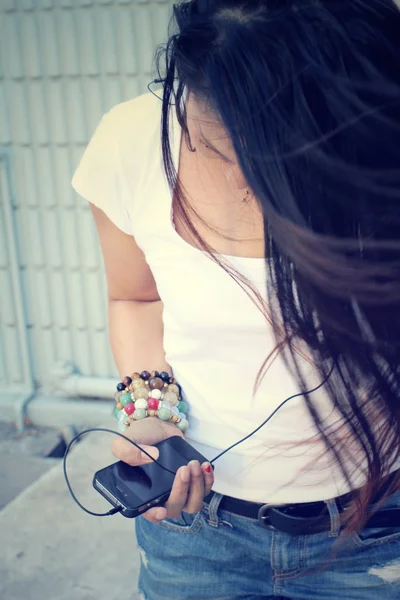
[0,0,173,397]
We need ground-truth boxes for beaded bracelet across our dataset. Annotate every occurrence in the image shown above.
[113,370,189,433]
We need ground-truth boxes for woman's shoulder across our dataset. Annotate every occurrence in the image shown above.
[71,91,164,230]
[104,91,165,184]
[104,91,162,143]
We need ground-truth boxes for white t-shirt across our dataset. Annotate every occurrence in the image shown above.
[72,92,369,503]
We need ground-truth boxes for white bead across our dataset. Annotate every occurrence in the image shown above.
[150,389,162,400]
[135,398,148,410]
[161,401,171,409]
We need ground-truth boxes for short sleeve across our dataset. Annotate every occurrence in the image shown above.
[71,110,133,235]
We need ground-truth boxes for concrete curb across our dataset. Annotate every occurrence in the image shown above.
[0,418,141,600]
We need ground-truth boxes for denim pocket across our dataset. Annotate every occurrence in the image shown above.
[350,491,400,548]
[351,526,400,548]
[157,509,205,534]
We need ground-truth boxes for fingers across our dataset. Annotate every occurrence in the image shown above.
[202,461,214,497]
[183,461,204,513]
[183,460,214,512]
[164,465,191,518]
[111,418,182,466]
[142,460,215,523]
[111,437,159,466]
[143,506,168,524]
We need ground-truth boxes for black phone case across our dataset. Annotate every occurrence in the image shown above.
[93,436,212,518]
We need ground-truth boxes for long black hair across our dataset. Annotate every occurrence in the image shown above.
[156,0,400,532]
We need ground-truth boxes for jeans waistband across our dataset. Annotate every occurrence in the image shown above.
[203,469,400,535]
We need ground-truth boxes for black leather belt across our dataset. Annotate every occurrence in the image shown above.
[204,471,400,536]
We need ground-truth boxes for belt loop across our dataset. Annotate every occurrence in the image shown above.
[325,498,341,537]
[206,492,223,528]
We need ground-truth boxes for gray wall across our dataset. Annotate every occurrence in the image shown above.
[0,0,173,402]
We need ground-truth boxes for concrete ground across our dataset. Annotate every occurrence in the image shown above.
[0,417,141,600]
[0,422,61,510]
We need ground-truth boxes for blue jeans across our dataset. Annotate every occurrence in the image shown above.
[135,491,400,600]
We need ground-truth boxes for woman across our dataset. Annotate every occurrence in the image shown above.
[72,1,400,598]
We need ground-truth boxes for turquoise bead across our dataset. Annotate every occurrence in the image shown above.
[118,413,128,428]
[115,408,126,421]
[177,418,189,432]
[119,393,131,407]
[134,408,147,420]
[118,420,128,432]
[158,406,171,421]
[178,401,187,414]
[170,406,180,417]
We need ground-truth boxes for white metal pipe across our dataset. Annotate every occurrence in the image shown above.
[1,156,35,429]
[0,392,113,429]
[26,395,113,428]
[51,361,116,399]
[55,375,116,399]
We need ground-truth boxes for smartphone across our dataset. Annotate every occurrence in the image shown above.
[93,436,212,518]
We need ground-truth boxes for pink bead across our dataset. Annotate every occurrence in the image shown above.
[124,402,135,415]
[147,398,159,410]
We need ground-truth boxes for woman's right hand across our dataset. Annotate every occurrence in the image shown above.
[111,417,214,523]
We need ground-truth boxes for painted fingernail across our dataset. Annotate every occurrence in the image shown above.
[203,463,212,474]
[180,466,190,483]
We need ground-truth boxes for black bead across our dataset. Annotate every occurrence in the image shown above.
[123,376,132,386]
[151,370,160,378]
[140,370,151,381]
[116,382,125,392]
[160,371,170,382]
[168,376,175,384]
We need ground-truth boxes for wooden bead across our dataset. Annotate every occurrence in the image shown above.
[168,384,179,396]
[131,372,140,380]
[148,409,157,417]
[149,377,164,390]
[133,387,149,400]
[116,402,123,410]
[132,379,144,390]
[163,391,178,406]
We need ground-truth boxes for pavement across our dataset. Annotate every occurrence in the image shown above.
[0,418,141,600]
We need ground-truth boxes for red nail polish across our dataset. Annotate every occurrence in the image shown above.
[204,464,211,474]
